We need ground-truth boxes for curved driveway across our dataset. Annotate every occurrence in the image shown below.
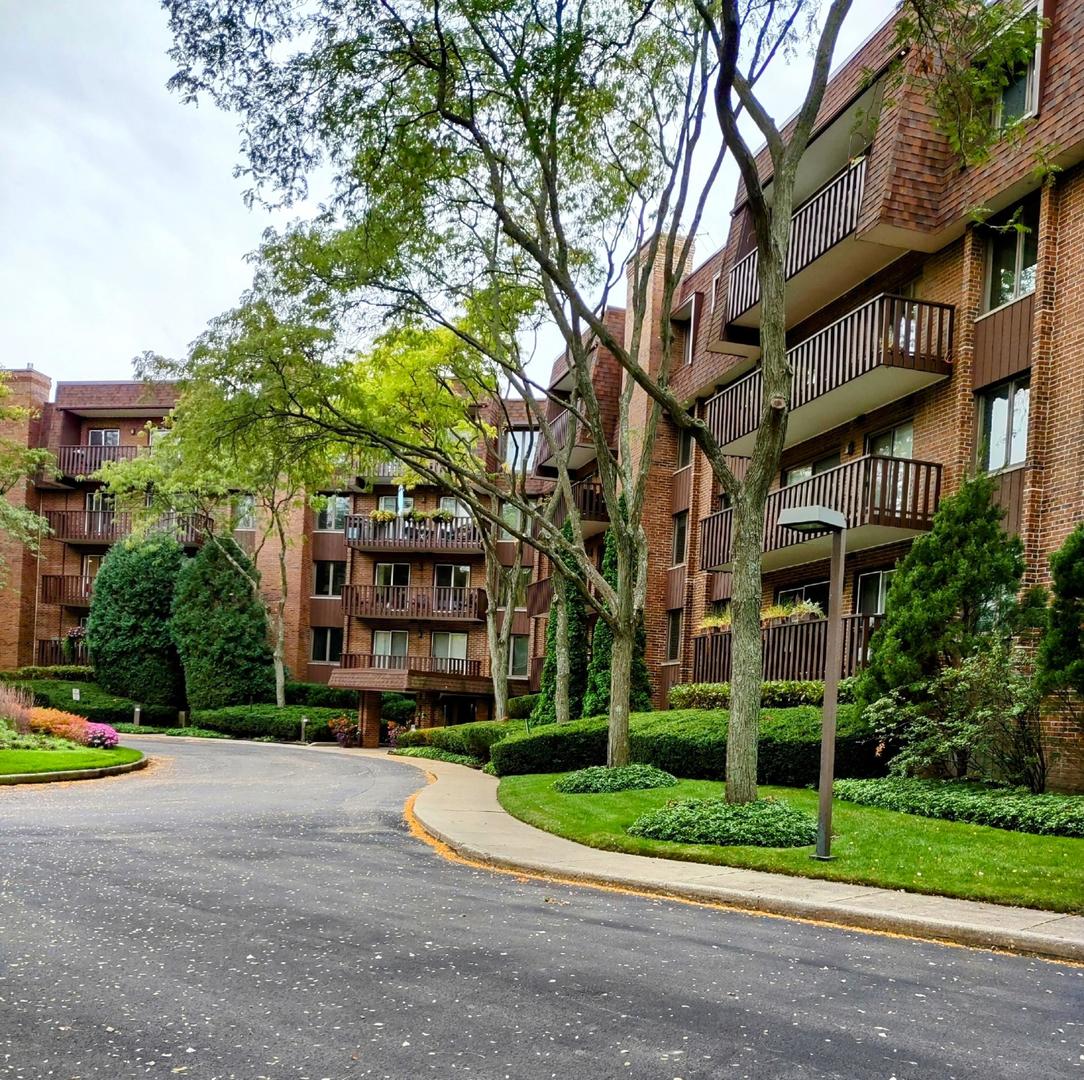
[0,738,1081,1079]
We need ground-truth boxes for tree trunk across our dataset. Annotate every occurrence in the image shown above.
[486,603,510,722]
[274,533,289,709]
[554,577,570,725]
[607,621,634,766]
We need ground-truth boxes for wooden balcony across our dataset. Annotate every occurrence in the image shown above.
[342,585,487,622]
[692,613,883,683]
[728,157,867,324]
[40,575,94,607]
[700,455,941,572]
[55,444,142,479]
[344,515,483,553]
[331,653,491,694]
[44,510,210,546]
[552,479,609,537]
[706,294,954,456]
[36,639,90,666]
[526,575,553,618]
[533,408,597,475]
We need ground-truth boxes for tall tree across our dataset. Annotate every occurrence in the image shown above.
[1037,524,1084,730]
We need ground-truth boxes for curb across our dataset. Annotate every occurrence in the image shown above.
[0,754,148,787]
[389,756,1084,966]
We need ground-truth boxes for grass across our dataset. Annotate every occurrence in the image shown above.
[0,746,143,776]
[498,773,1084,914]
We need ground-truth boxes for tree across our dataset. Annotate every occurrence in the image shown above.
[532,523,589,726]
[1037,524,1084,730]
[163,0,1040,799]
[85,537,187,707]
[583,521,652,718]
[171,538,275,710]
[858,475,1034,704]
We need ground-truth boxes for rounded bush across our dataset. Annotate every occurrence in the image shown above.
[628,797,818,848]
[553,764,677,794]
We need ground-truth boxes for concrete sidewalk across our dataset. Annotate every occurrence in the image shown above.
[367,750,1084,964]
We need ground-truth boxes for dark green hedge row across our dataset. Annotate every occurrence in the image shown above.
[283,681,358,709]
[190,705,347,742]
[390,746,482,767]
[668,678,857,710]
[833,778,1084,837]
[397,719,528,762]
[490,706,888,783]
[506,693,540,720]
[0,665,95,683]
[21,680,179,727]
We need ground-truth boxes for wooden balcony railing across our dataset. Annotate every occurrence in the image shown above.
[56,444,142,477]
[343,515,482,552]
[728,157,867,318]
[342,585,487,621]
[553,480,608,530]
[700,455,942,570]
[692,613,883,683]
[40,575,94,606]
[339,653,483,677]
[705,294,955,450]
[529,654,545,691]
[526,575,553,618]
[44,510,210,545]
[36,639,90,666]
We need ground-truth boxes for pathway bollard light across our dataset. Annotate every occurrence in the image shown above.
[777,505,848,861]
[300,716,308,744]
[133,705,141,728]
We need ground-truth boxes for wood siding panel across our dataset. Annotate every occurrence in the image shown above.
[671,465,693,513]
[665,565,686,610]
[993,466,1029,538]
[973,294,1034,389]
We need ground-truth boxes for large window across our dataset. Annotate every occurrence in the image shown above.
[782,452,840,488]
[313,561,346,597]
[868,421,914,460]
[856,569,896,616]
[439,496,470,519]
[88,428,120,447]
[374,563,410,587]
[677,429,694,470]
[666,609,683,663]
[993,6,1041,130]
[233,494,256,531]
[432,631,468,666]
[671,511,688,566]
[376,492,414,515]
[509,635,530,677]
[985,198,1039,310]
[978,374,1030,472]
[311,626,343,663]
[777,580,830,613]
[316,495,350,531]
[373,629,408,657]
[435,564,470,590]
[500,503,524,541]
[503,428,538,472]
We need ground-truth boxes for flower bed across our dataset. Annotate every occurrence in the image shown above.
[29,707,119,749]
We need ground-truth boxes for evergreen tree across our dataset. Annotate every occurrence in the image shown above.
[531,522,588,725]
[171,538,275,709]
[582,523,652,717]
[858,474,1028,704]
[1038,524,1084,702]
[85,537,187,707]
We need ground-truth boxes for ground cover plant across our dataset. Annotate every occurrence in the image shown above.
[553,764,677,794]
[833,778,1084,838]
[0,746,143,776]
[17,680,178,727]
[0,665,95,683]
[112,723,232,739]
[389,746,483,768]
[498,773,1084,913]
[628,797,817,847]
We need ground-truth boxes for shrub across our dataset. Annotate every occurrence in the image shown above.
[85,537,187,707]
[28,707,119,749]
[20,680,178,727]
[112,723,231,738]
[1038,523,1084,730]
[833,777,1084,838]
[490,706,887,782]
[327,713,361,747]
[398,719,526,762]
[628,797,818,847]
[506,693,539,720]
[381,692,416,725]
[668,679,857,711]
[390,746,483,767]
[0,665,95,683]
[190,704,342,741]
[284,681,359,709]
[0,683,34,732]
[553,764,677,794]
[171,538,274,710]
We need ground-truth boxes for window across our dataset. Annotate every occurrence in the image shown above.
[316,495,350,531]
[376,492,415,516]
[998,60,1038,127]
[81,554,103,584]
[677,429,694,470]
[374,563,410,587]
[503,428,538,472]
[777,580,830,613]
[311,626,343,663]
[313,561,346,597]
[710,273,721,313]
[512,567,532,609]
[500,503,524,541]
[856,570,896,616]
[435,564,471,590]
[666,609,683,663]
[439,496,470,519]
[978,374,1030,472]
[509,635,530,677]
[432,631,468,666]
[985,198,1039,310]
[782,453,840,488]
[85,491,115,515]
[868,421,914,460]
[373,629,408,657]
[683,295,697,366]
[671,511,688,566]
[88,429,120,447]
[233,494,256,531]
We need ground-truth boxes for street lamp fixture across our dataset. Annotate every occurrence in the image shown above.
[778,504,848,861]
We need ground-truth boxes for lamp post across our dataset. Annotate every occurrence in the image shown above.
[777,505,848,861]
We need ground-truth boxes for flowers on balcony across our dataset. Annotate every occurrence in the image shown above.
[368,509,399,522]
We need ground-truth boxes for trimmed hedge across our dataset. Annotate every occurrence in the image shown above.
[506,693,540,720]
[112,723,231,739]
[668,678,857,710]
[284,681,359,709]
[834,778,1084,838]
[0,665,95,683]
[490,706,887,784]
[390,746,482,768]
[397,719,527,762]
[628,797,818,847]
[191,705,346,742]
[553,764,677,794]
[19,680,178,727]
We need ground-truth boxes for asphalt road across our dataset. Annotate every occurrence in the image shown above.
[0,739,1081,1080]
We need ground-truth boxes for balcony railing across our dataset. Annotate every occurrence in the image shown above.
[55,444,142,478]
[692,613,883,683]
[36,639,90,666]
[40,575,94,607]
[44,510,210,545]
[705,294,954,453]
[553,479,609,531]
[339,653,483,678]
[344,515,482,552]
[342,585,487,621]
[728,157,867,318]
[700,455,941,571]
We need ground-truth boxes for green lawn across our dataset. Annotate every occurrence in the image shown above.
[498,773,1084,914]
[0,747,144,776]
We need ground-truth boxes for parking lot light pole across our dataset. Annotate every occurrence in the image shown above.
[777,505,848,861]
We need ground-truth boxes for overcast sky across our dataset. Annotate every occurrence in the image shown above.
[1,1,894,396]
